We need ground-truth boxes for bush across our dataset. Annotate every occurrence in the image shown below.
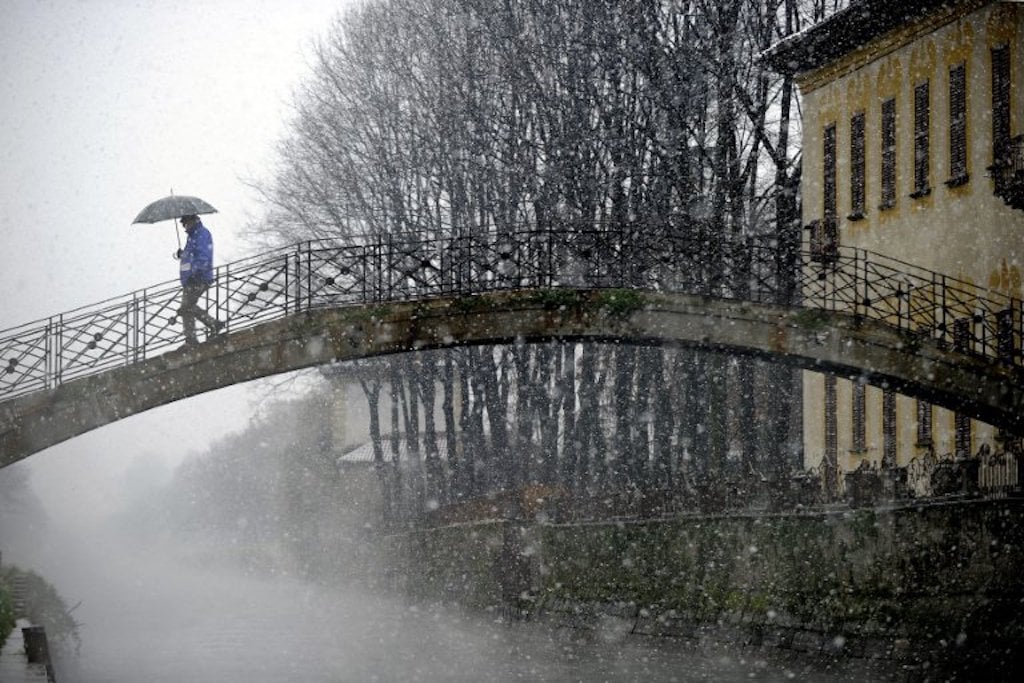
[0,580,15,650]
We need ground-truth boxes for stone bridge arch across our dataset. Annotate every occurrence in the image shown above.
[2,288,1021,468]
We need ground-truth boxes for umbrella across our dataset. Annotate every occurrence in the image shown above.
[132,195,217,224]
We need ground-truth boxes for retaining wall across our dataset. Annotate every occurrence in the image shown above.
[380,499,1024,678]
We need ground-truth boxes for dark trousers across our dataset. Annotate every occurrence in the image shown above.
[179,282,219,343]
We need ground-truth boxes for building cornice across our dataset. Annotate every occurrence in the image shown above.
[762,0,990,92]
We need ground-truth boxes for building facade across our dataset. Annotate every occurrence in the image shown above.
[767,0,1023,475]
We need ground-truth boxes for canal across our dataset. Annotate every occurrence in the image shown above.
[25,533,875,682]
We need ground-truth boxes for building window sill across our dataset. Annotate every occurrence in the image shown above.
[945,174,969,188]
[878,200,896,211]
[847,211,866,221]
[909,187,932,199]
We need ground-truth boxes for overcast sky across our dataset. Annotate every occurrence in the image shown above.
[0,0,354,524]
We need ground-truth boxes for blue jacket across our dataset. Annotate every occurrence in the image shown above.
[180,221,215,286]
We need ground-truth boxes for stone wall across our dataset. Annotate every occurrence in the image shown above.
[380,499,1024,676]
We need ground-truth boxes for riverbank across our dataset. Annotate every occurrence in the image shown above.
[0,619,51,682]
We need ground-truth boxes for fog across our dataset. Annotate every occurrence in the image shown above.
[17,528,518,682]
[0,408,845,683]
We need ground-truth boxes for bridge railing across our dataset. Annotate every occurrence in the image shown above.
[0,224,1020,401]
[800,248,1021,365]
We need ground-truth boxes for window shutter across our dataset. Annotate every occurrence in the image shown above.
[881,98,897,208]
[916,399,932,448]
[852,382,866,452]
[955,413,972,459]
[992,44,1011,160]
[825,375,837,464]
[824,124,837,220]
[850,112,866,217]
[913,81,930,195]
[948,63,967,182]
[882,389,896,467]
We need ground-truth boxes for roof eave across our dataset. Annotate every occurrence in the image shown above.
[761,0,973,74]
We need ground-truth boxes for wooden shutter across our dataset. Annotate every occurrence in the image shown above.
[948,63,967,183]
[881,98,897,208]
[850,112,866,217]
[913,81,930,195]
[882,389,896,466]
[824,124,837,221]
[992,44,1011,160]
[825,374,837,465]
[916,399,932,448]
[955,413,972,459]
[852,382,866,452]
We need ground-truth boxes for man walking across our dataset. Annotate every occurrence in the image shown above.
[177,214,223,346]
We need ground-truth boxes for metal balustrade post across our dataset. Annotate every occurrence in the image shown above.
[364,242,372,301]
[372,241,380,303]
[386,233,393,302]
[144,291,152,360]
[283,248,292,315]
[860,248,869,315]
[1018,299,1023,364]
[897,280,905,330]
[977,307,986,356]
[213,266,222,331]
[54,314,63,389]
[128,295,135,364]
[222,264,230,334]
[940,274,948,347]
[852,249,861,318]
[129,296,137,366]
[43,318,53,391]
[292,246,300,314]
[305,241,313,311]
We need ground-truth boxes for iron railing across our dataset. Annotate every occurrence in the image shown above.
[1,224,1021,400]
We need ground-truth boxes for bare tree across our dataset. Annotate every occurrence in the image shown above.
[254,0,841,518]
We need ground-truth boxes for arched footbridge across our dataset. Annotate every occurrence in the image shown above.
[1,225,1021,466]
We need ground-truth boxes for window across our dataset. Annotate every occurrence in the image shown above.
[947,63,968,185]
[992,44,1011,161]
[953,318,972,458]
[882,389,896,467]
[812,123,840,265]
[808,218,839,264]
[912,81,930,197]
[850,112,866,218]
[880,98,897,208]
[955,413,972,459]
[916,400,932,448]
[825,375,837,465]
[824,123,837,222]
[852,382,866,452]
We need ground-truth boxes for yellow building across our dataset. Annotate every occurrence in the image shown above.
[766,0,1023,476]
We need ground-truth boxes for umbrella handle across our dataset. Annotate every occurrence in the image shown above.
[174,218,183,257]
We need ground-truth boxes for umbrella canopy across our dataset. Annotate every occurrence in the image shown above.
[132,195,217,224]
